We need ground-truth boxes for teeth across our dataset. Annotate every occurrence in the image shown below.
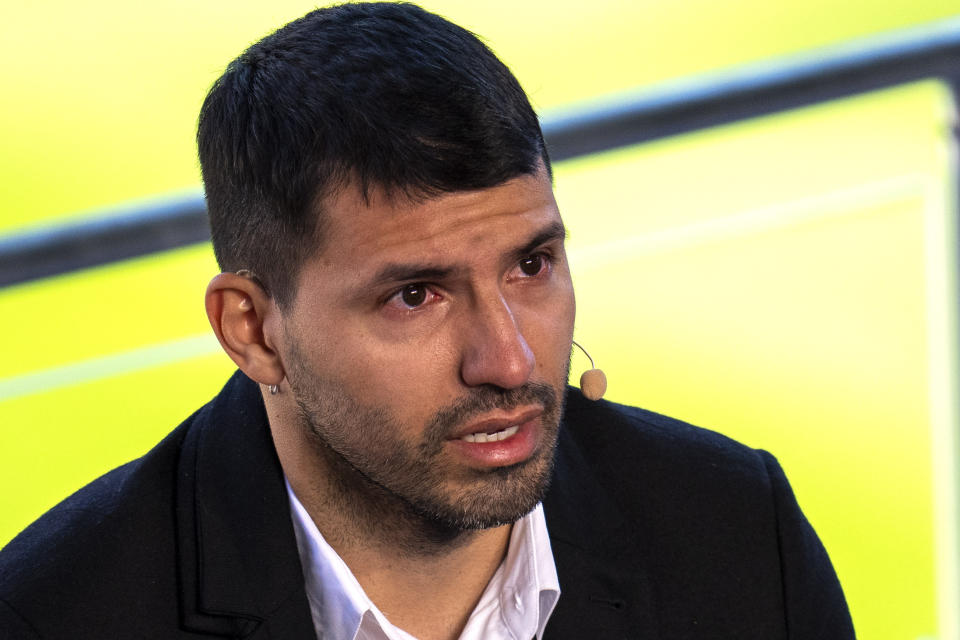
[461,425,519,443]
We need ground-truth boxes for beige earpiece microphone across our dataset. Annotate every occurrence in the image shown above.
[572,340,607,401]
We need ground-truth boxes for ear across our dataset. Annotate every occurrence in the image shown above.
[205,272,285,386]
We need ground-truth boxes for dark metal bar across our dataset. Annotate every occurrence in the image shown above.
[0,194,209,287]
[3,17,960,288]
[542,17,960,160]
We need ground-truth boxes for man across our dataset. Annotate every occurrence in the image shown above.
[0,3,854,638]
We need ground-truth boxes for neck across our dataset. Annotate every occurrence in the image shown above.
[267,393,512,640]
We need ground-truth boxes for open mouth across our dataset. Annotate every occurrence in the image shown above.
[445,406,543,467]
[458,425,520,443]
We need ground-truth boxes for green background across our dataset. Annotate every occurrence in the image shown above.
[2,2,959,638]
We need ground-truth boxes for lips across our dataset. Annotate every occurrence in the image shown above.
[446,407,542,467]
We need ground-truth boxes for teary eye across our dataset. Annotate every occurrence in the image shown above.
[400,283,428,307]
[382,282,442,316]
[519,255,544,276]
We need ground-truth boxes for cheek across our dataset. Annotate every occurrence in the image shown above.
[549,276,577,337]
[550,283,577,378]
[336,335,453,424]
[286,319,382,399]
[523,288,576,373]
[561,280,577,333]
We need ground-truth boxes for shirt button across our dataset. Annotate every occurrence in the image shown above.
[514,593,523,610]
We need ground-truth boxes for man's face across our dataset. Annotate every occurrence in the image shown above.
[279,167,576,532]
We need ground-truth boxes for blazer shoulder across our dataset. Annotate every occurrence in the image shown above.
[0,407,198,634]
[0,371,281,639]
[553,388,853,638]
[561,385,767,480]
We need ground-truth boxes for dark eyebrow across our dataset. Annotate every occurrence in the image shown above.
[510,221,567,262]
[365,220,567,289]
[367,264,461,289]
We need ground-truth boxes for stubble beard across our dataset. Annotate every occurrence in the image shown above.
[285,338,568,555]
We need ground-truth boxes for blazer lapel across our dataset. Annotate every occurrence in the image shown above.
[542,393,658,640]
[175,371,316,638]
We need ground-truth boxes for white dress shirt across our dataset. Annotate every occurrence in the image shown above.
[286,480,561,640]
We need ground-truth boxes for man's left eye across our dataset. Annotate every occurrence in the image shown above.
[518,254,545,276]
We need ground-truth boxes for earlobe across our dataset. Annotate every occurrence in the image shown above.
[205,272,285,385]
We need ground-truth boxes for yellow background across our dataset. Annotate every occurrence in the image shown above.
[2,2,959,638]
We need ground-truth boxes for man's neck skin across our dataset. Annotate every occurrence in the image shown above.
[267,394,511,640]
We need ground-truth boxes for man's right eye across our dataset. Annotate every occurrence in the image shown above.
[382,282,441,314]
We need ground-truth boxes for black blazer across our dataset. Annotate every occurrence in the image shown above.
[0,371,853,639]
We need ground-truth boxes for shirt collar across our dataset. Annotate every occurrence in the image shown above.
[459,502,560,640]
[286,480,560,639]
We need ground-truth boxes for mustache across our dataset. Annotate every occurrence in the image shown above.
[420,382,560,451]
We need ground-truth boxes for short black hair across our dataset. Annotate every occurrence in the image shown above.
[197,2,551,308]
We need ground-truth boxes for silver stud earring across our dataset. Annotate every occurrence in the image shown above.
[268,384,279,395]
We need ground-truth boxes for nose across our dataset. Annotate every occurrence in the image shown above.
[459,293,536,390]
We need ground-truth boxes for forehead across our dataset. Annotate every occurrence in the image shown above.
[309,170,561,275]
